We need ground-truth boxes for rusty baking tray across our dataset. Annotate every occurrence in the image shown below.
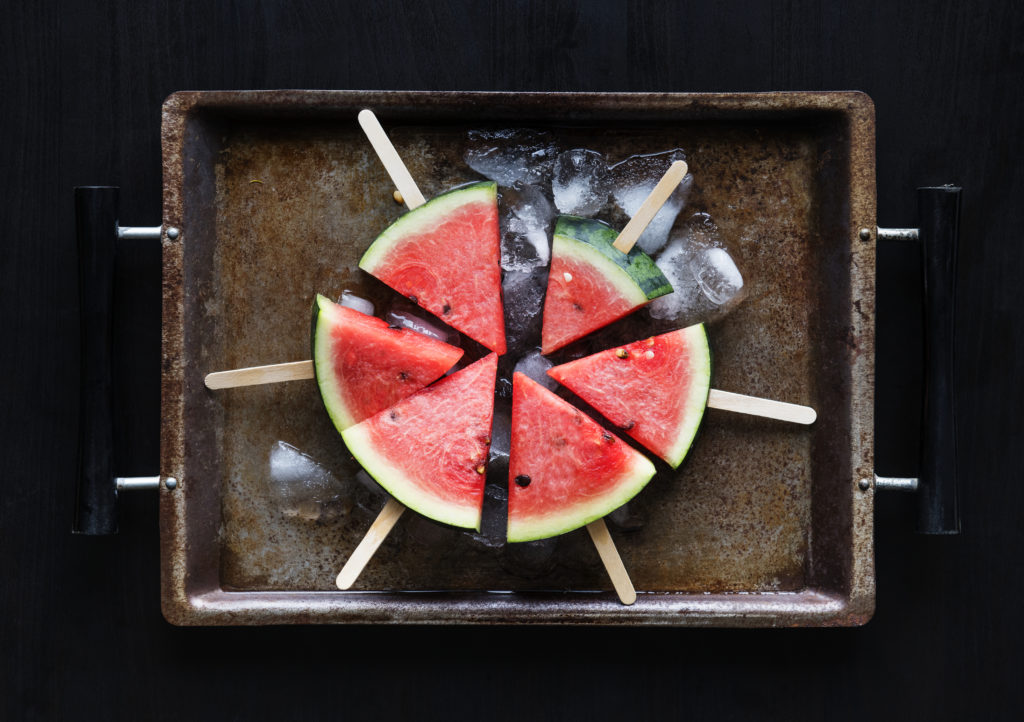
[144,90,876,626]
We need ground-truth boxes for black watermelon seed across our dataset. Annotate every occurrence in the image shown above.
[515,475,531,488]
[442,303,451,315]
[572,302,583,312]
[621,420,636,431]
[398,371,409,381]
[389,410,399,421]
[408,294,418,303]
[602,431,614,443]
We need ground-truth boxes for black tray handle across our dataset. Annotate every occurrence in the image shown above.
[74,186,119,535]
[918,186,961,534]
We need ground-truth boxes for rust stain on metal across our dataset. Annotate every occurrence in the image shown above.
[160,90,875,626]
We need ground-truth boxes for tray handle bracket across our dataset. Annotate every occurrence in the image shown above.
[74,186,164,535]
[874,185,961,535]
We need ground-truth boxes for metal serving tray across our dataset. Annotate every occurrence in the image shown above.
[158,90,875,626]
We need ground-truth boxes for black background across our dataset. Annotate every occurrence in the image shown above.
[3,1,1022,719]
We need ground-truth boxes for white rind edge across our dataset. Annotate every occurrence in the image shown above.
[341,422,482,532]
[359,182,497,273]
[663,323,713,468]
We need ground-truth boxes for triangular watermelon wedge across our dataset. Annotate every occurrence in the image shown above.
[359,181,507,354]
[541,216,673,354]
[311,294,464,432]
[548,325,711,468]
[507,373,656,542]
[341,353,497,530]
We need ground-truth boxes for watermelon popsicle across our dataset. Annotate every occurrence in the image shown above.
[540,160,688,354]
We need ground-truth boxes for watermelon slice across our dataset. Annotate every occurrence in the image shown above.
[359,181,507,354]
[341,353,498,530]
[311,294,464,433]
[548,325,711,468]
[507,373,656,542]
[541,215,673,354]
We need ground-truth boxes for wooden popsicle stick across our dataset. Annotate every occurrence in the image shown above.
[612,160,689,254]
[204,360,314,389]
[586,518,637,605]
[708,388,817,425]
[358,109,427,210]
[336,498,407,590]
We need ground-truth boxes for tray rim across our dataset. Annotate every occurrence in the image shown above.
[159,89,876,627]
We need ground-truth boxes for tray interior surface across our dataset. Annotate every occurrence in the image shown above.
[166,92,873,623]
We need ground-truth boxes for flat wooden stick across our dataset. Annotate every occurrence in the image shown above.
[336,498,407,590]
[204,360,314,389]
[708,389,817,425]
[586,518,637,605]
[612,160,689,254]
[358,109,427,210]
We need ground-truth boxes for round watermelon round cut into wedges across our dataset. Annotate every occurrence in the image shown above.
[359,181,507,354]
[547,324,711,469]
[541,215,673,354]
[507,373,657,542]
[341,353,498,531]
[311,294,464,433]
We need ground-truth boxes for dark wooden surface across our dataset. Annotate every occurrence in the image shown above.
[3,1,1022,719]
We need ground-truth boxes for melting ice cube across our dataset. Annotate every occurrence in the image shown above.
[647,213,747,324]
[386,300,460,346]
[502,268,547,355]
[551,149,610,217]
[266,441,351,522]
[513,349,557,391]
[464,129,558,187]
[609,149,694,255]
[338,290,374,316]
[692,247,744,305]
[499,182,554,272]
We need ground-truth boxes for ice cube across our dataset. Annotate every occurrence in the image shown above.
[693,247,744,305]
[266,441,351,522]
[551,149,610,217]
[501,268,547,355]
[469,482,509,549]
[499,182,554,272]
[607,502,646,532]
[647,212,746,324]
[404,513,456,548]
[488,409,512,468]
[513,349,557,391]
[338,290,374,316]
[464,129,558,187]
[647,236,705,324]
[609,149,694,255]
[386,300,460,345]
[500,537,558,579]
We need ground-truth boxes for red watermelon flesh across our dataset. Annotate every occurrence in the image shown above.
[311,294,464,433]
[507,373,656,542]
[359,182,506,354]
[341,353,497,530]
[541,250,646,354]
[547,325,711,468]
[540,216,673,354]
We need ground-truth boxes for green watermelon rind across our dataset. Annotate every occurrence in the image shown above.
[554,215,674,300]
[662,324,712,468]
[358,181,498,273]
[341,423,482,531]
[312,294,360,432]
[507,450,655,542]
